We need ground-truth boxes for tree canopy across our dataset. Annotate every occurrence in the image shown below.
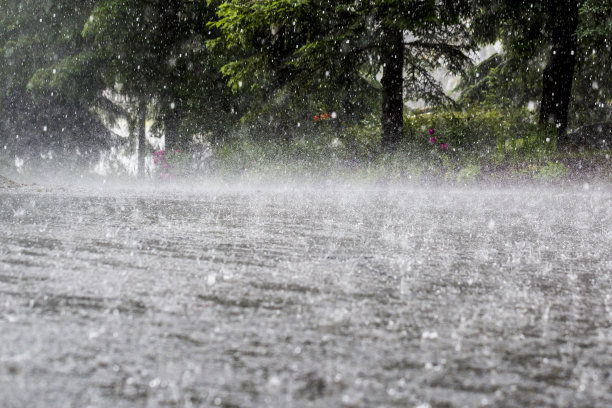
[0,0,111,164]
[460,0,612,140]
[210,0,475,147]
[0,0,610,171]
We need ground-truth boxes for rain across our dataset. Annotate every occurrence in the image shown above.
[1,1,611,408]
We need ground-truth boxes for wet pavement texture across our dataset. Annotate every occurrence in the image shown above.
[1,183,611,407]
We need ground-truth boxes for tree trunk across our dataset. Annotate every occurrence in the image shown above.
[539,0,578,146]
[157,0,182,151]
[381,25,404,150]
[137,98,147,178]
[164,105,180,151]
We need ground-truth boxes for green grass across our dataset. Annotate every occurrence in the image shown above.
[203,106,611,183]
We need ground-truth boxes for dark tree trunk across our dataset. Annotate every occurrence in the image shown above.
[340,56,357,122]
[137,98,147,178]
[381,25,404,150]
[539,0,578,146]
[164,105,180,151]
[158,0,182,151]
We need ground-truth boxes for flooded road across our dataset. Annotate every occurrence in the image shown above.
[1,182,611,407]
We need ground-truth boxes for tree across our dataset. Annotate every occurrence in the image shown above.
[538,0,579,140]
[574,0,612,126]
[210,0,475,149]
[41,0,244,175]
[81,0,164,176]
[0,0,111,166]
[465,1,612,146]
[87,2,247,142]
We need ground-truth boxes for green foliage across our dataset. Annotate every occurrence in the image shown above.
[75,0,244,149]
[131,98,609,183]
[212,133,344,178]
[404,105,557,170]
[0,0,609,176]
[208,0,381,138]
[341,115,382,159]
[456,163,482,183]
[455,53,544,109]
[533,162,568,180]
[0,0,111,160]
[209,0,475,145]
[465,1,612,129]
[578,1,612,42]
[572,0,612,126]
[27,51,107,101]
[405,106,529,152]
[0,0,97,95]
[206,104,571,180]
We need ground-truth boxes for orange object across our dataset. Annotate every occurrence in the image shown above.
[314,115,319,122]
[321,113,329,120]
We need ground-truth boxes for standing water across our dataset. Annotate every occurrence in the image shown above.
[1,181,611,407]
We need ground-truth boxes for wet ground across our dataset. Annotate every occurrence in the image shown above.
[1,181,611,407]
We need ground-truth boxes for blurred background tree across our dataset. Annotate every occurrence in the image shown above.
[210,0,475,149]
[0,0,111,167]
[0,0,609,176]
[460,0,611,143]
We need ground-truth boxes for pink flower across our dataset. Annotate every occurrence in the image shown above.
[428,128,435,135]
[163,163,169,169]
[429,136,437,144]
[154,158,159,165]
[175,149,180,153]
[440,143,448,151]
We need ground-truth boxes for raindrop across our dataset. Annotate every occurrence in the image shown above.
[207,274,216,285]
[268,376,281,387]
[422,331,438,340]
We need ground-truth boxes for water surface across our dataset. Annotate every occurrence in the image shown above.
[1,182,611,407]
